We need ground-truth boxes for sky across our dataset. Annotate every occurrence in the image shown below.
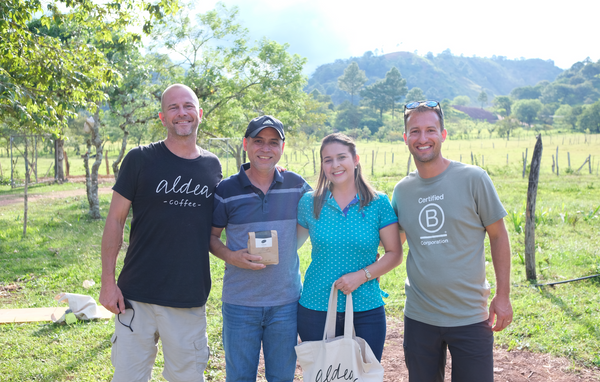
[195,0,599,75]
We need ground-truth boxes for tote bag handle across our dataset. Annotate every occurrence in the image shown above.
[322,283,354,340]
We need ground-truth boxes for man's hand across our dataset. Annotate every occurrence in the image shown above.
[488,294,513,331]
[100,281,125,315]
[224,249,266,270]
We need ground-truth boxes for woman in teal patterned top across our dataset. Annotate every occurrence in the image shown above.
[297,133,403,361]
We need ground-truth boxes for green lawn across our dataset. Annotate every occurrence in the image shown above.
[1,136,599,381]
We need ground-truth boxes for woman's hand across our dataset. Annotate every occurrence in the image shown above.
[335,271,367,295]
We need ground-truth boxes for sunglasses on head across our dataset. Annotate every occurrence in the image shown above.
[404,100,440,110]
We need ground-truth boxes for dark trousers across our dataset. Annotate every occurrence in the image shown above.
[297,304,386,361]
[403,316,494,382]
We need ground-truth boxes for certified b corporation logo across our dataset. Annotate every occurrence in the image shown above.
[418,203,445,234]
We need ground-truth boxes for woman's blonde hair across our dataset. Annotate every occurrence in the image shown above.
[313,133,377,219]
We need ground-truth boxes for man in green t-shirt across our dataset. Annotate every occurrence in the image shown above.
[391,101,513,382]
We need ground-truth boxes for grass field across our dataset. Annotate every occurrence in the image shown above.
[0,136,599,381]
[2,132,598,183]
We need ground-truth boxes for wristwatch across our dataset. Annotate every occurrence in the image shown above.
[363,267,372,281]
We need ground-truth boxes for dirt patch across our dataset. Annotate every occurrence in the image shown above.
[256,319,600,381]
[0,177,114,207]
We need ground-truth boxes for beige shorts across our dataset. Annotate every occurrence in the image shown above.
[110,300,209,382]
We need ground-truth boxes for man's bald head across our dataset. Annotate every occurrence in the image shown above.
[161,84,199,113]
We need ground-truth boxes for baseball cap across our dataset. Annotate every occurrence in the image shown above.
[244,115,285,141]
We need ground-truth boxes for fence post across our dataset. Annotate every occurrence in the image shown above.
[568,152,571,168]
[371,150,374,176]
[406,154,411,176]
[556,146,559,176]
[522,149,528,179]
[525,135,543,280]
[589,155,592,174]
[105,151,110,175]
[392,153,394,164]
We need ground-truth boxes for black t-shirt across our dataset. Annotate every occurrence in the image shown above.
[113,141,222,308]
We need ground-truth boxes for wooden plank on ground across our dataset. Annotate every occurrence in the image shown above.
[0,306,113,324]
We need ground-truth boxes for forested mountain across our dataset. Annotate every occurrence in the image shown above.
[511,58,600,105]
[306,50,563,105]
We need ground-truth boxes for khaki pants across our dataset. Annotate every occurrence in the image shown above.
[110,300,209,382]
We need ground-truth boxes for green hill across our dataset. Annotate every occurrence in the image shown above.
[511,58,600,105]
[306,50,563,105]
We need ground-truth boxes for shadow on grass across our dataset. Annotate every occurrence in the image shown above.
[538,286,600,341]
[31,321,113,381]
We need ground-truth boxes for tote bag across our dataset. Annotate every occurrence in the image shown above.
[295,283,384,382]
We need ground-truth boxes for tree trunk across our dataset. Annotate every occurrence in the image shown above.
[85,110,103,219]
[525,135,543,281]
[64,150,70,177]
[23,137,29,238]
[228,140,243,169]
[112,130,129,180]
[55,138,65,183]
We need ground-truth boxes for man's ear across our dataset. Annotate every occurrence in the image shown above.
[158,112,166,126]
[243,137,248,151]
[441,129,447,142]
[403,132,407,144]
[199,108,203,121]
[281,142,285,152]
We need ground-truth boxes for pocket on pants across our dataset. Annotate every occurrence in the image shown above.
[194,337,210,374]
[110,333,118,367]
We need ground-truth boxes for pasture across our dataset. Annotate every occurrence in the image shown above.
[0,134,599,381]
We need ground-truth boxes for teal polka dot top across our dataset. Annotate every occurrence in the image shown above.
[298,190,397,312]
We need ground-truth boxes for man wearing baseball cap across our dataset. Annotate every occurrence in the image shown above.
[210,115,311,381]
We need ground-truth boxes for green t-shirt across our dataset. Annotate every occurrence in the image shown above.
[391,161,507,327]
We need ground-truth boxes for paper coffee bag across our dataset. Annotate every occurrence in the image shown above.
[247,230,279,265]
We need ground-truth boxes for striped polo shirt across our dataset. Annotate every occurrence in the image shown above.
[212,163,311,307]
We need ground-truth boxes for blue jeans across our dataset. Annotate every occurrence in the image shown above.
[222,301,298,382]
[297,304,387,361]
[403,316,494,382]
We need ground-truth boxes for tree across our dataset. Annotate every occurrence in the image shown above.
[513,99,543,127]
[360,80,389,120]
[510,85,542,100]
[334,101,362,130]
[477,90,488,108]
[0,0,177,131]
[578,100,600,133]
[296,90,332,139]
[150,3,308,167]
[102,49,161,179]
[452,95,470,106]
[337,62,367,105]
[552,104,573,130]
[383,67,408,119]
[405,87,426,103]
[2,0,178,224]
[493,96,512,117]
[537,103,559,125]
[359,67,407,120]
[496,118,520,141]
